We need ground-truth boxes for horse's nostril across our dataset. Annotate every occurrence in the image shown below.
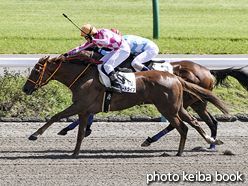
[22,87,29,94]
[22,88,27,92]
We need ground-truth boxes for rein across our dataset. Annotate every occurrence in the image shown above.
[68,64,90,89]
[27,59,91,91]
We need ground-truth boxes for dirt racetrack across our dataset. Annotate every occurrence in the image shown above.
[0,121,247,185]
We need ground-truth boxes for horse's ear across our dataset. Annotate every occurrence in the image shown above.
[45,56,50,62]
[59,54,68,63]
[38,57,45,63]
[57,55,64,61]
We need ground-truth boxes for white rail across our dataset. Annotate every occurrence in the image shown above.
[0,57,247,68]
[0,57,247,75]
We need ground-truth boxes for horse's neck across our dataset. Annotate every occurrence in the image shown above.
[51,63,98,88]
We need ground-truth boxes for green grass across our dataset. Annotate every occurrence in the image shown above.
[1,68,248,118]
[1,0,248,54]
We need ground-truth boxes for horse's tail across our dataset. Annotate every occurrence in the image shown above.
[177,77,229,116]
[210,66,248,91]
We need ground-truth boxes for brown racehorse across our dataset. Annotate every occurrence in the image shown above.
[70,50,220,149]
[22,55,228,156]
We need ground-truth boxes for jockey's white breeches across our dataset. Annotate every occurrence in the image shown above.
[131,41,159,70]
[101,40,130,75]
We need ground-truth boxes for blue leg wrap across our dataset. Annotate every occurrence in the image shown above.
[68,119,79,129]
[151,128,169,142]
[68,113,95,130]
[87,113,95,126]
[209,136,216,149]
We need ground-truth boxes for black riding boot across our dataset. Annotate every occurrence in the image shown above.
[108,71,122,93]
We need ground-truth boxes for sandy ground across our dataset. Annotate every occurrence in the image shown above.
[0,121,247,186]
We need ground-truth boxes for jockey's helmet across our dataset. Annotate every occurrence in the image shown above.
[80,24,97,37]
[110,28,122,36]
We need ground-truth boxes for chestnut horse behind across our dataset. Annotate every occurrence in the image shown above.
[22,55,228,156]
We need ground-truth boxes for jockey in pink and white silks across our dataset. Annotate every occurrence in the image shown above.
[65,24,130,93]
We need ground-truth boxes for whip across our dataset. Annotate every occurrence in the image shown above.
[62,13,89,36]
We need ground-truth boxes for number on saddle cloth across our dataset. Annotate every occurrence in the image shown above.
[97,65,136,93]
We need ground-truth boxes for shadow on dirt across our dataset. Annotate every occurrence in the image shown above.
[0,147,219,160]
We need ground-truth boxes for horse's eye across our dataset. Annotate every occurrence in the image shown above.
[35,70,39,74]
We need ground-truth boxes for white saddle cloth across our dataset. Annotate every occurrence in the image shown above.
[97,65,136,93]
[151,61,173,74]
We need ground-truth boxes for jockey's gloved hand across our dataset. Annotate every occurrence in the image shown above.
[63,53,68,57]
[93,46,100,52]
[87,33,93,43]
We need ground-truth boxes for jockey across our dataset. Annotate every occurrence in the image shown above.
[93,28,122,56]
[58,29,159,137]
[64,24,130,93]
[122,35,159,71]
[95,29,159,71]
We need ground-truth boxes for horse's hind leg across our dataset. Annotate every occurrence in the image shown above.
[179,107,223,145]
[164,115,188,156]
[190,101,218,149]
[157,109,188,156]
[29,104,80,140]
[141,124,175,147]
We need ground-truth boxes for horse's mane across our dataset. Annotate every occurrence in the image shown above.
[64,50,100,65]
[39,50,99,66]
[50,55,64,63]
[38,55,64,64]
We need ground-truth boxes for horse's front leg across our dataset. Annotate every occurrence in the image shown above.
[72,112,90,156]
[29,104,80,141]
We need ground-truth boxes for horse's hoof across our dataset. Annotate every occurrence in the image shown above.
[141,139,151,147]
[141,137,154,147]
[85,129,92,137]
[28,135,37,140]
[176,152,183,156]
[57,129,67,136]
[71,153,79,157]
[215,139,224,145]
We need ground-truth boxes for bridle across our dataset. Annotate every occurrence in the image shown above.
[27,59,62,91]
[27,58,90,91]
